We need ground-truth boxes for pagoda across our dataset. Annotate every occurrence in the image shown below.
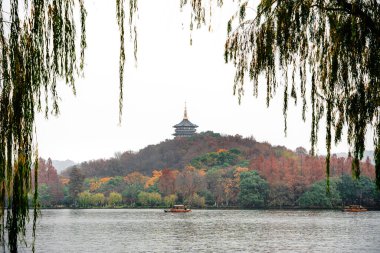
[173,103,198,137]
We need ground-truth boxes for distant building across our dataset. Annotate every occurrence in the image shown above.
[173,103,198,138]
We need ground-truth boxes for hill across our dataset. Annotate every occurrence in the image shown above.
[62,131,291,177]
[52,159,76,173]
[52,132,377,210]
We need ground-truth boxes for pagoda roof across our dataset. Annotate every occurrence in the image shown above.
[173,119,198,128]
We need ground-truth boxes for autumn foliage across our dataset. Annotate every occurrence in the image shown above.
[38,132,379,209]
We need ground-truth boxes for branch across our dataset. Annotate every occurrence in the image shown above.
[0,19,12,24]
[335,0,380,37]
[310,1,380,42]
[228,0,279,36]
[310,4,346,12]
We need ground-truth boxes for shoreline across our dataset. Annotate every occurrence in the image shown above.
[33,206,380,211]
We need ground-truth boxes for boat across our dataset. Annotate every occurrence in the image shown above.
[342,205,367,212]
[164,205,191,213]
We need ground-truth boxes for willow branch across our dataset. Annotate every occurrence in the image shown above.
[336,0,379,36]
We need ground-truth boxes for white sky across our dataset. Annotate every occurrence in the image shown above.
[35,0,369,163]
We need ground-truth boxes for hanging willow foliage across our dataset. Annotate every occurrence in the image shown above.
[116,0,138,124]
[183,0,380,190]
[0,0,135,251]
[0,0,137,249]
[0,0,378,251]
[0,0,138,251]
[0,0,86,251]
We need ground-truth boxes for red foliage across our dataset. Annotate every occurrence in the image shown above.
[34,158,64,204]
[158,169,179,196]
[250,153,376,190]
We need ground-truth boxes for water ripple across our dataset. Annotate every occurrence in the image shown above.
[21,209,380,252]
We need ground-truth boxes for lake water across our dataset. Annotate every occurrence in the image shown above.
[23,209,380,252]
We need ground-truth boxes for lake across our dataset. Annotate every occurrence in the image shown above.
[22,209,380,252]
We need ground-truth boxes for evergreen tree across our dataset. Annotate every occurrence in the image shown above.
[238,171,269,208]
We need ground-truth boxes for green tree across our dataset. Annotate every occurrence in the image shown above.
[91,193,105,207]
[198,190,216,206]
[191,149,242,169]
[163,194,177,207]
[108,192,123,207]
[122,183,144,206]
[37,184,51,208]
[68,167,85,206]
[338,174,377,207]
[98,176,126,195]
[190,193,206,208]
[268,184,294,208]
[298,179,342,208]
[137,191,162,207]
[238,171,269,208]
[78,191,92,208]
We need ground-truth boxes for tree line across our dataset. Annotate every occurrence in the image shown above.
[37,147,380,209]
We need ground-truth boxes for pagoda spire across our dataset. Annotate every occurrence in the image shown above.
[173,101,198,138]
[184,102,188,119]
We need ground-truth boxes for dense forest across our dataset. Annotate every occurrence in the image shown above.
[38,132,379,209]
[62,132,293,177]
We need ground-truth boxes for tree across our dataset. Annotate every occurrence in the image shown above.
[145,170,162,189]
[268,183,294,208]
[238,171,269,208]
[37,184,51,208]
[186,0,380,189]
[91,193,105,207]
[191,149,242,169]
[158,169,178,196]
[190,193,206,208]
[108,192,123,207]
[206,168,226,206]
[124,172,149,186]
[34,158,64,206]
[0,0,137,249]
[295,147,307,156]
[137,191,162,207]
[45,158,64,205]
[3,0,379,250]
[0,1,87,249]
[298,179,342,208]
[78,191,92,208]
[163,194,177,207]
[175,166,206,203]
[98,176,126,195]
[122,183,144,206]
[337,174,377,207]
[68,167,85,206]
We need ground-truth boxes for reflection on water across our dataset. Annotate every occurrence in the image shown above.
[24,209,380,252]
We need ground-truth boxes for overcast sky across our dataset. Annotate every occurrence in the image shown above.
[35,0,370,163]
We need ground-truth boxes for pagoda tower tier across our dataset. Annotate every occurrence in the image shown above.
[173,103,198,137]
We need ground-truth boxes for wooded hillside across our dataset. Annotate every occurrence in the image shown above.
[63,131,290,177]
[46,132,378,209]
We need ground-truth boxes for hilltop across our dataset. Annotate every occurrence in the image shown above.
[62,131,291,178]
